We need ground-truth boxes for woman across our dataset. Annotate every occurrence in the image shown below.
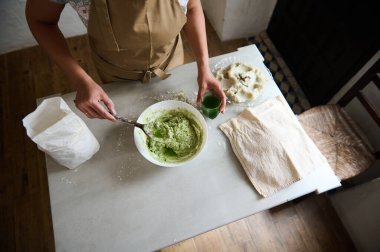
[25,0,226,121]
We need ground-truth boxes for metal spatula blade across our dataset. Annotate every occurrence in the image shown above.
[114,115,152,138]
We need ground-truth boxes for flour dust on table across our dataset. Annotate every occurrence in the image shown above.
[139,90,198,108]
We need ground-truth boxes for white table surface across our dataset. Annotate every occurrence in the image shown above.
[45,45,341,252]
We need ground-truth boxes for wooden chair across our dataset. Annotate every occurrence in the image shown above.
[298,59,380,181]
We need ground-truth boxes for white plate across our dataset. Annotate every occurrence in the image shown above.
[134,100,208,167]
[212,56,270,107]
[211,56,247,74]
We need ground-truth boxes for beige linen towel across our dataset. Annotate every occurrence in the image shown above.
[219,97,329,197]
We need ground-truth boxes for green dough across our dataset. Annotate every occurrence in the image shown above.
[145,109,203,163]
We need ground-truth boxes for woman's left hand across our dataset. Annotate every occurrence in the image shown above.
[196,68,226,113]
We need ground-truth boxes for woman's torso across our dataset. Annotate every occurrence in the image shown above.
[53,0,189,82]
[86,0,187,82]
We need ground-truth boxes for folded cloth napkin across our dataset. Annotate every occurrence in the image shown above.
[219,96,329,197]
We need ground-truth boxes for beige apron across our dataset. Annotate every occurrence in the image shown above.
[88,0,187,83]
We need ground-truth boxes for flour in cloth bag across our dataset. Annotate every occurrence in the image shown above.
[22,97,100,169]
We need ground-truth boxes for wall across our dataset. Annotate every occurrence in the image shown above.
[223,0,277,41]
[2,0,276,52]
[329,51,380,252]
[200,0,226,41]
[330,51,380,150]
[330,178,380,252]
[201,0,277,41]
[0,0,86,55]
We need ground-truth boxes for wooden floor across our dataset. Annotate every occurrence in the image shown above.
[0,17,356,252]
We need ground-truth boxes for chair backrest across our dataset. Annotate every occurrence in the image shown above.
[338,59,380,160]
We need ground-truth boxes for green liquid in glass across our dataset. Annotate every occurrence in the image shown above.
[202,95,221,119]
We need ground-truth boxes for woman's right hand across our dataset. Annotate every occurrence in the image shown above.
[74,78,116,121]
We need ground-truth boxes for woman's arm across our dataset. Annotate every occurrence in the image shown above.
[25,0,115,120]
[183,0,226,113]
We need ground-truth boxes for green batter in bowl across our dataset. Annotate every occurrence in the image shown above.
[134,100,208,167]
[145,108,203,163]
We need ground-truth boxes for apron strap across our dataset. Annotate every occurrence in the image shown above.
[153,68,171,80]
[140,34,180,83]
[92,34,180,83]
[142,68,171,83]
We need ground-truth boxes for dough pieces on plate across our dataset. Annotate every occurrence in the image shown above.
[215,62,265,103]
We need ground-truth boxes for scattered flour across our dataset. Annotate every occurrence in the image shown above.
[140,90,197,108]
[59,176,75,185]
[217,140,227,152]
[58,167,81,185]
[115,125,131,152]
[116,156,140,181]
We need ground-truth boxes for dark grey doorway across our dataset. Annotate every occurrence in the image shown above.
[267,0,379,105]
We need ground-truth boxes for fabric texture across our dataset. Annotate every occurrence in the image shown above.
[298,104,375,180]
[87,0,187,83]
[219,97,329,197]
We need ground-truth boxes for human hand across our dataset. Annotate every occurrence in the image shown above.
[73,78,116,121]
[196,68,226,113]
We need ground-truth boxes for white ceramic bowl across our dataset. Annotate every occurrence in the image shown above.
[134,100,208,167]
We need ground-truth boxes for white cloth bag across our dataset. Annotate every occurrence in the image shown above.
[22,97,100,169]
